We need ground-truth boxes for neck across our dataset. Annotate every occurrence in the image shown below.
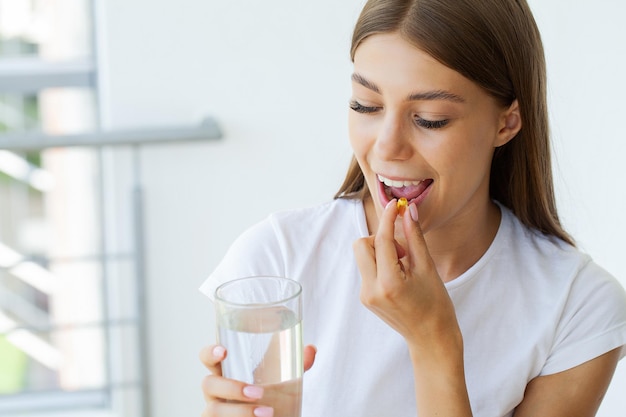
[425,201,501,282]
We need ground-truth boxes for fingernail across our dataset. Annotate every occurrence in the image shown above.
[254,406,274,417]
[409,203,419,222]
[243,385,264,399]
[212,345,225,359]
[385,199,396,209]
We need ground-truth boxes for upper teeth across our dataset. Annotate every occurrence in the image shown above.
[377,174,421,188]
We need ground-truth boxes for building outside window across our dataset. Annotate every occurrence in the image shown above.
[0,1,144,415]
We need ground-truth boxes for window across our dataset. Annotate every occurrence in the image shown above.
[0,1,144,415]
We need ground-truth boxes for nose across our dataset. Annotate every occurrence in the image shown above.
[374,112,414,161]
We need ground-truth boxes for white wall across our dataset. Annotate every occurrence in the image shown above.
[96,0,626,416]
[528,1,626,413]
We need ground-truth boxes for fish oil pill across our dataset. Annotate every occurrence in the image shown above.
[397,197,408,216]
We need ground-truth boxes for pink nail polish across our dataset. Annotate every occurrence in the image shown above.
[243,385,264,399]
[254,406,274,417]
[409,203,419,222]
[212,345,225,359]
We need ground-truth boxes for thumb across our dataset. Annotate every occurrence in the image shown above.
[304,345,317,372]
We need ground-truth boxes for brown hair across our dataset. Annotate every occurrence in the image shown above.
[335,0,574,245]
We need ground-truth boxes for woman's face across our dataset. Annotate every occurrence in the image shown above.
[349,33,516,234]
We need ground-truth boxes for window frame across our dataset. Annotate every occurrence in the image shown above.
[0,1,220,415]
[0,57,95,94]
[0,1,143,416]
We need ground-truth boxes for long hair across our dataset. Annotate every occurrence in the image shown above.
[335,0,574,245]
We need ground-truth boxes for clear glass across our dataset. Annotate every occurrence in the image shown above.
[215,276,304,417]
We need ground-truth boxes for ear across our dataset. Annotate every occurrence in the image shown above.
[495,99,521,147]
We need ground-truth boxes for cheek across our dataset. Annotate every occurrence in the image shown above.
[463,125,499,166]
[435,129,497,181]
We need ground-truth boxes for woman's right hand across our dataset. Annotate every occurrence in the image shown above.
[199,344,317,417]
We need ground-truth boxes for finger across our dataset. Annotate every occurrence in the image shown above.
[374,199,405,277]
[202,374,266,404]
[375,199,398,242]
[353,235,377,281]
[203,400,273,417]
[199,345,227,376]
[394,239,407,259]
[304,345,317,371]
[402,203,435,272]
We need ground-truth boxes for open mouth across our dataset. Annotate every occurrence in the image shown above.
[377,174,433,207]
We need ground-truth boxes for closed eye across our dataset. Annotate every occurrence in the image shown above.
[414,116,449,129]
[349,100,380,114]
[350,99,449,129]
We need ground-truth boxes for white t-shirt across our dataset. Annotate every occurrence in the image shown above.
[200,198,626,417]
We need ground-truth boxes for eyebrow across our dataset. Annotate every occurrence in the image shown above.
[351,73,381,93]
[351,72,465,103]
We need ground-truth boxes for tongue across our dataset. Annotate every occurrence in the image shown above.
[389,180,432,200]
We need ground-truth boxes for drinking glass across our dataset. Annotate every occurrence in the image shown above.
[214,276,303,417]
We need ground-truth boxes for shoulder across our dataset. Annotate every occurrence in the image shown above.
[498,205,626,370]
[501,204,625,311]
[225,198,361,251]
[264,198,367,259]
[200,198,366,298]
[266,198,364,232]
[498,204,595,282]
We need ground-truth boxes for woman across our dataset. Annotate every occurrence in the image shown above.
[199,0,626,416]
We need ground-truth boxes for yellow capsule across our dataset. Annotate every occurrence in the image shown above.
[397,197,408,216]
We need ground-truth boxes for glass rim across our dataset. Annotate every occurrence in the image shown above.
[214,275,302,308]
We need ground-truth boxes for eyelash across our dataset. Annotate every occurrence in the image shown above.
[416,118,449,129]
[349,100,379,114]
[349,100,449,129]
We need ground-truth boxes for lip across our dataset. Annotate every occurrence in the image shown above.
[376,174,433,208]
